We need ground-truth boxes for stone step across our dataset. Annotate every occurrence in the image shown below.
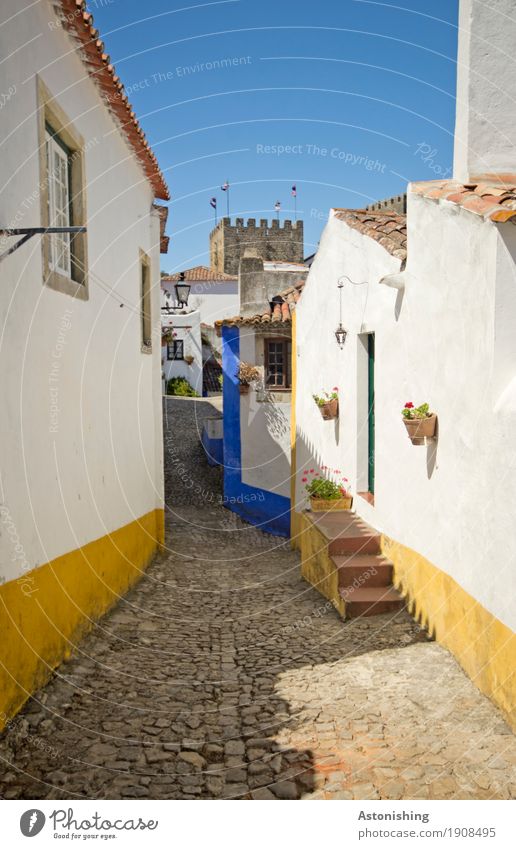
[308,513,382,555]
[332,554,393,588]
[338,585,405,618]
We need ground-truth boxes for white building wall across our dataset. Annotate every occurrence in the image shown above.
[162,310,203,394]
[296,198,516,632]
[0,0,163,583]
[240,329,291,499]
[161,279,239,326]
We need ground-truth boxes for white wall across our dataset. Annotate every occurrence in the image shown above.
[162,310,203,394]
[0,0,164,584]
[161,279,239,327]
[296,198,516,632]
[239,329,291,499]
[454,0,516,180]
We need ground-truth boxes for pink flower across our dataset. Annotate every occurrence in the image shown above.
[309,468,315,473]
[302,477,308,483]
[334,469,341,474]
[333,387,338,391]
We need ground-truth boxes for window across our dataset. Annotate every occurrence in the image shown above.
[265,338,292,389]
[167,340,184,360]
[46,128,71,277]
[140,250,152,352]
[37,77,88,299]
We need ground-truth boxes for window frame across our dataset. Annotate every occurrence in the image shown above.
[37,76,88,300]
[167,339,184,361]
[264,337,292,390]
[140,249,152,353]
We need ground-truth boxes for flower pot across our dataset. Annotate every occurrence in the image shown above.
[403,413,437,443]
[310,495,353,512]
[318,399,338,420]
[239,384,249,395]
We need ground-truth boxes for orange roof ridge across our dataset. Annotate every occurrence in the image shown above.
[333,208,407,260]
[410,177,516,223]
[58,0,169,200]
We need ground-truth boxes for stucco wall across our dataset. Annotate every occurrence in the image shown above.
[162,310,202,394]
[0,0,164,585]
[239,329,291,499]
[161,278,239,328]
[295,196,516,633]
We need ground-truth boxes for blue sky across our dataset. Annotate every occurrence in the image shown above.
[91,0,459,271]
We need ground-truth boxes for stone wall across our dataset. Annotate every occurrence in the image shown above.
[210,217,304,275]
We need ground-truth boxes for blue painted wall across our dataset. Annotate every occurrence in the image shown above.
[221,325,290,537]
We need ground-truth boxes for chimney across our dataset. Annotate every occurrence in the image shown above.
[453,0,516,183]
[239,249,266,317]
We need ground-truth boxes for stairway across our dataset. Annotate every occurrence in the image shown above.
[300,511,404,618]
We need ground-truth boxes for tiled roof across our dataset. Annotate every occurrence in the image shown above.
[57,0,169,200]
[333,209,407,260]
[153,204,169,254]
[410,177,516,223]
[215,280,305,329]
[162,266,237,282]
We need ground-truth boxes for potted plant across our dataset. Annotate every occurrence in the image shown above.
[402,402,437,443]
[303,467,352,511]
[313,387,339,420]
[237,362,260,395]
[184,354,194,365]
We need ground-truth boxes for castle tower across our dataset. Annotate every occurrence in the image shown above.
[209,217,304,276]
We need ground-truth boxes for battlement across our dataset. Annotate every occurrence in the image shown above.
[210,217,304,275]
[211,217,303,235]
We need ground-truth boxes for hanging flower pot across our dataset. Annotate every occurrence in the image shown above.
[237,362,259,396]
[313,388,339,420]
[402,402,437,443]
[184,354,194,365]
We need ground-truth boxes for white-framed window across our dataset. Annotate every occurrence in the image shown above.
[45,128,72,278]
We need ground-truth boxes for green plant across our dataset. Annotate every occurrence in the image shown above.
[218,373,223,388]
[312,387,339,407]
[166,377,199,397]
[302,467,350,500]
[402,401,431,419]
[237,362,260,385]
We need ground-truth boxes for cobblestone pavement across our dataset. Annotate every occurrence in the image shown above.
[0,398,514,800]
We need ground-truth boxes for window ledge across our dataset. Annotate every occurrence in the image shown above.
[357,491,375,506]
[45,270,88,300]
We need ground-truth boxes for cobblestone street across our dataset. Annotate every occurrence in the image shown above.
[0,397,514,800]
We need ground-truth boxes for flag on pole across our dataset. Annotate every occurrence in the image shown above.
[210,197,217,209]
[274,201,281,211]
[291,185,297,197]
[220,181,230,216]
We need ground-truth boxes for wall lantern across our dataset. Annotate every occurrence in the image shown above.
[174,271,191,308]
[335,278,348,349]
[335,323,347,348]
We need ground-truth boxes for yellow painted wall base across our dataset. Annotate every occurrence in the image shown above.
[294,506,515,727]
[382,536,516,729]
[299,512,345,617]
[0,508,164,730]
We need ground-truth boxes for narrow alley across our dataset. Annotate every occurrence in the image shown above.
[0,398,514,800]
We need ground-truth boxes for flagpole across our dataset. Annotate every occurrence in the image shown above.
[294,193,297,222]
[226,179,230,218]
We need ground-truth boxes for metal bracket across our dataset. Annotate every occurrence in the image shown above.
[0,227,87,263]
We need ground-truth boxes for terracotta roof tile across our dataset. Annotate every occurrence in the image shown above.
[57,0,169,200]
[332,209,407,260]
[215,279,306,330]
[162,266,237,282]
[409,177,516,223]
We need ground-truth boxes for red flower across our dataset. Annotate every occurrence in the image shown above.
[404,402,414,409]
[333,387,338,391]
[309,469,315,473]
[302,477,308,483]
[334,469,341,474]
